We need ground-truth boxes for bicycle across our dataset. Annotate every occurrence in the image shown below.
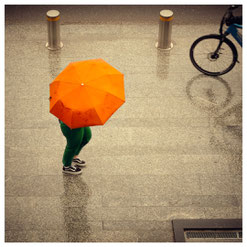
[190,5,242,76]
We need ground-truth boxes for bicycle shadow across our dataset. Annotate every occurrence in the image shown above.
[185,74,242,153]
[186,74,233,112]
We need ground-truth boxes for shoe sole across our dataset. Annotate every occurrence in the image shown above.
[72,162,86,168]
[62,170,82,175]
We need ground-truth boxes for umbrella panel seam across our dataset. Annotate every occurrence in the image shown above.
[82,77,125,101]
[92,92,125,125]
[64,84,104,127]
[84,72,123,84]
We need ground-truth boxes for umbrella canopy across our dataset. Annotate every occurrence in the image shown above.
[49,58,125,129]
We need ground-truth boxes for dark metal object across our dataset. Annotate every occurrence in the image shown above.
[46,10,63,50]
[172,219,242,242]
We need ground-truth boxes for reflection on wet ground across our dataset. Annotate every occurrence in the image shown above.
[186,74,242,154]
[61,175,91,242]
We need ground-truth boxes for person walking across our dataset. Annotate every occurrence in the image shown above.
[59,120,92,175]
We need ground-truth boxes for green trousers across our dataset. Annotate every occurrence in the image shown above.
[59,120,92,166]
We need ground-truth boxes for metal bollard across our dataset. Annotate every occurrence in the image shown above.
[156,10,173,50]
[46,10,63,50]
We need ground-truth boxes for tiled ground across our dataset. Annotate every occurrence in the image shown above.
[5,5,242,242]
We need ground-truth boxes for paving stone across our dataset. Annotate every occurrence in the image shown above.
[203,207,242,219]
[5,205,65,231]
[137,229,174,242]
[5,230,68,242]
[103,220,172,231]
[102,193,239,207]
[135,206,206,221]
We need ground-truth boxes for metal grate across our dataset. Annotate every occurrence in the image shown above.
[185,230,242,240]
[172,219,242,242]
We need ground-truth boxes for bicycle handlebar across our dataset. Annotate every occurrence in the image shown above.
[219,5,240,35]
[229,5,239,10]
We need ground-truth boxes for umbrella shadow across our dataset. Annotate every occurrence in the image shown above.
[60,175,92,242]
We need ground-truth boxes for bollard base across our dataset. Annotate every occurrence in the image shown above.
[155,42,173,50]
[46,42,63,51]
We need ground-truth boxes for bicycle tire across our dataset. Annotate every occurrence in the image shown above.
[190,34,238,76]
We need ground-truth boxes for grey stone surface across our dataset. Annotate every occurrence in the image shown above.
[137,229,174,242]
[5,230,69,242]
[5,4,242,243]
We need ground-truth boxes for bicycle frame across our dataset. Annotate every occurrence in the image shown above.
[190,5,242,76]
[225,23,242,47]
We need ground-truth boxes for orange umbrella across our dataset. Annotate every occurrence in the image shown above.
[49,58,125,129]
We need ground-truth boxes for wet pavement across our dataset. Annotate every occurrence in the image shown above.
[5,5,242,242]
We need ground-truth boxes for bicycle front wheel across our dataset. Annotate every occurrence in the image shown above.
[190,34,238,76]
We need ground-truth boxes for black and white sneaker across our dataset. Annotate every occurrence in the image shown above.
[72,158,86,167]
[63,165,82,175]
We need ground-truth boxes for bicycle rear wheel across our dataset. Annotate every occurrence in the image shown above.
[190,34,238,76]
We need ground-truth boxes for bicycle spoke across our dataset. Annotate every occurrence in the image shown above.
[190,35,236,75]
